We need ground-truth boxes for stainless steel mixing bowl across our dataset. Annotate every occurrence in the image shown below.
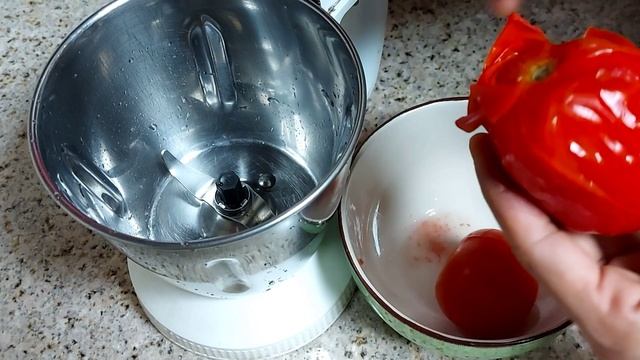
[29,0,365,297]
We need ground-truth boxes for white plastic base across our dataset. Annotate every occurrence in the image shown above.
[128,222,355,359]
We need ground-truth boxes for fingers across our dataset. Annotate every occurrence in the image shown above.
[488,0,522,17]
[469,133,602,313]
[582,264,640,359]
[469,134,640,265]
[469,133,640,357]
[469,134,559,244]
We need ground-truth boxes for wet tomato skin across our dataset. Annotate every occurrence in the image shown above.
[435,229,539,339]
[456,13,640,236]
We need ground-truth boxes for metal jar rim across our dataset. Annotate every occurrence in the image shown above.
[28,0,367,250]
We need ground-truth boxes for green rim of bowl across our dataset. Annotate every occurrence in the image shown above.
[349,270,564,359]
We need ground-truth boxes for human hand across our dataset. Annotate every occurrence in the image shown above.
[488,0,522,17]
[469,133,640,360]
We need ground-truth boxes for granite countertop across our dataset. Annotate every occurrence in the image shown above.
[2,0,639,358]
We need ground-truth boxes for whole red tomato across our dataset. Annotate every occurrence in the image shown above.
[456,14,640,235]
[435,229,538,339]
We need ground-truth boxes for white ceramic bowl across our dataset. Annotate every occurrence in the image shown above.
[340,98,571,359]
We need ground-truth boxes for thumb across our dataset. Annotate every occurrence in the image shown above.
[489,0,522,17]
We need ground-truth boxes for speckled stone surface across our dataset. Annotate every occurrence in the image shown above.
[2,0,640,359]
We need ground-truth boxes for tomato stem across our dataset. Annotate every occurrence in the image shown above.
[530,61,555,81]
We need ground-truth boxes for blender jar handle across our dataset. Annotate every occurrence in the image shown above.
[318,0,358,23]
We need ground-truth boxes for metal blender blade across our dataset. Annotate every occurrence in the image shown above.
[160,149,275,229]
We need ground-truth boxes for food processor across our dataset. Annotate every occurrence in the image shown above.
[29,0,387,358]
